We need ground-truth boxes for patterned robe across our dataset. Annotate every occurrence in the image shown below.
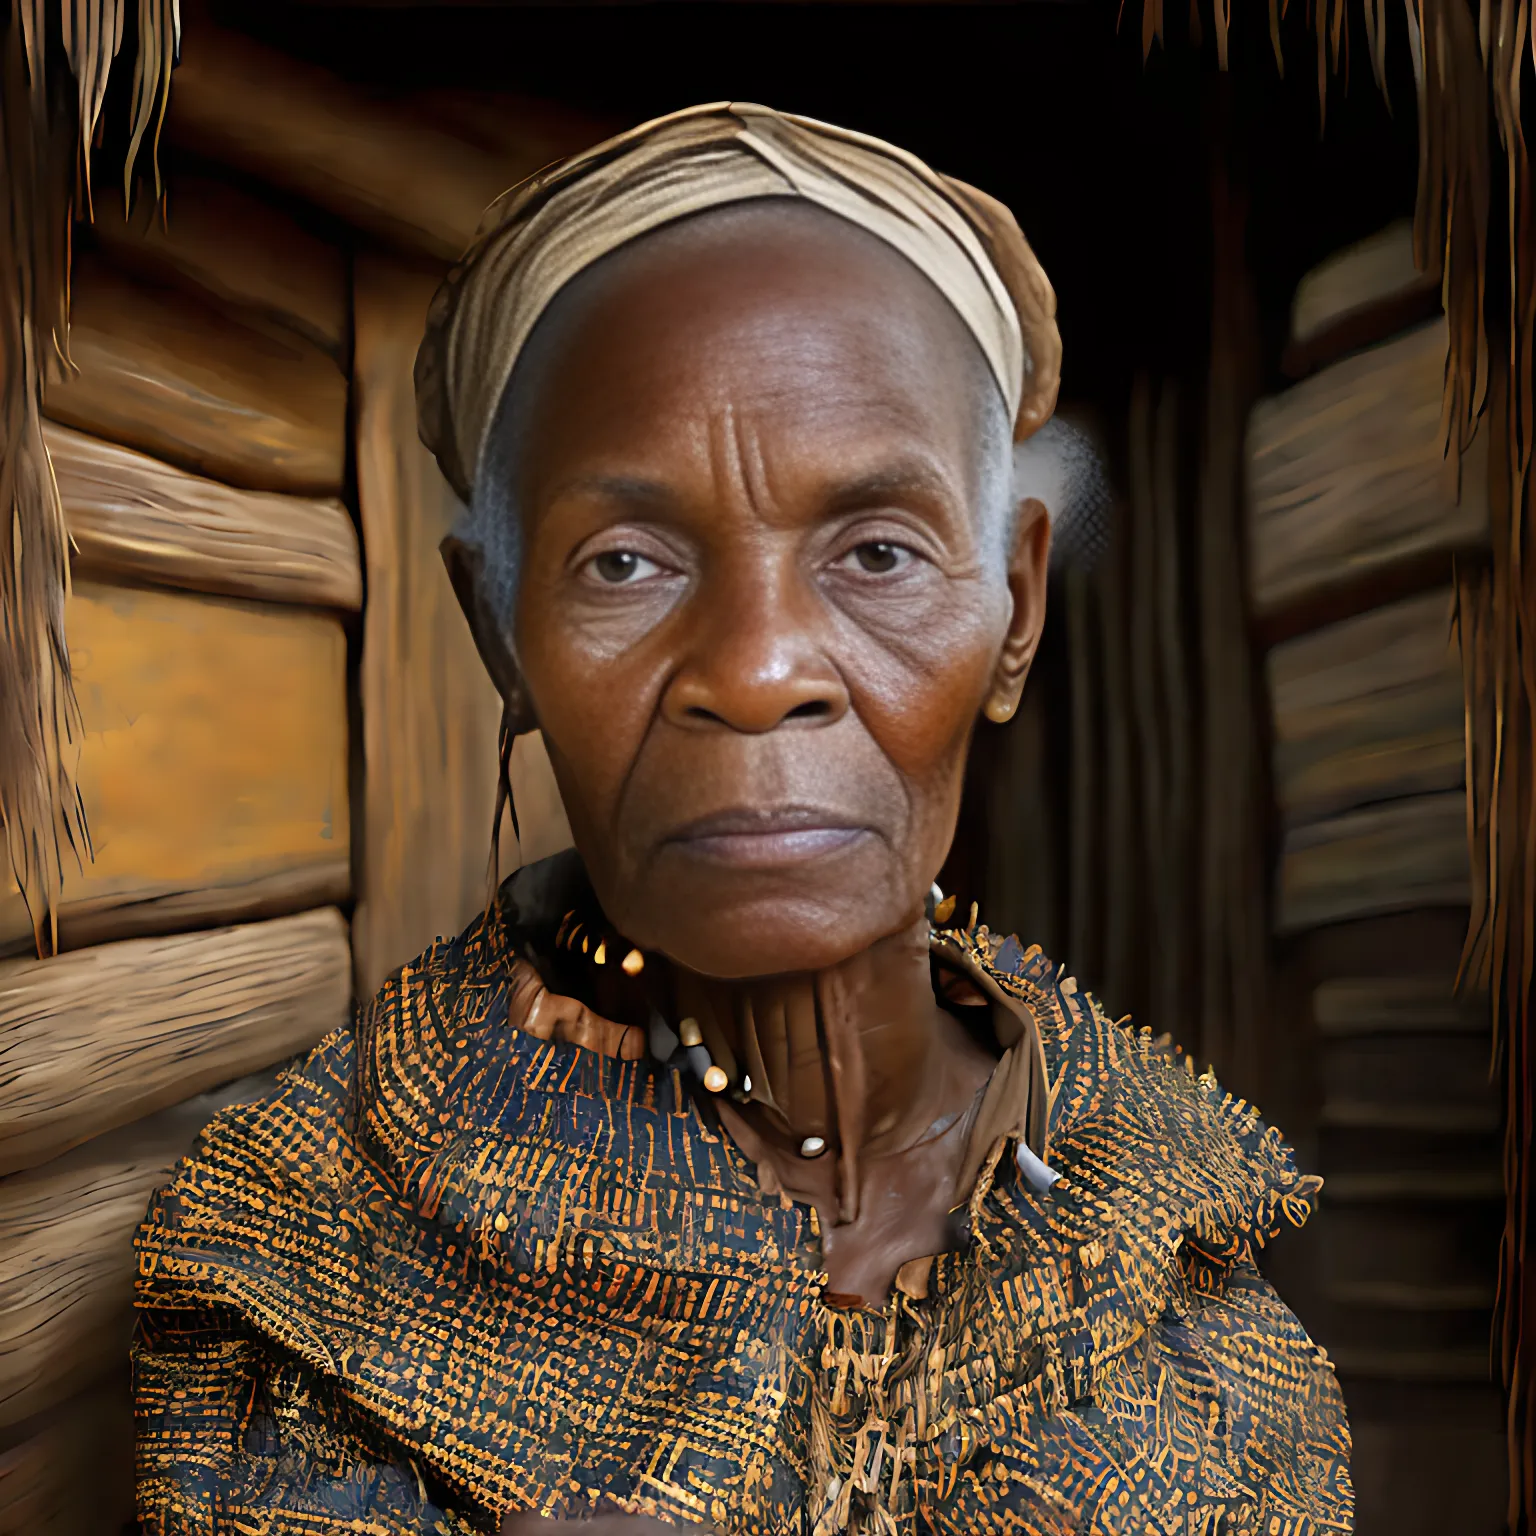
[132,855,1352,1536]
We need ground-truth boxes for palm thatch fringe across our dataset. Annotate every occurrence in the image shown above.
[0,0,178,952]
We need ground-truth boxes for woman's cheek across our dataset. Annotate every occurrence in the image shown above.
[852,630,998,776]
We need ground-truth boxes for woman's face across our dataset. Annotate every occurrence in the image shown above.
[503,205,1049,977]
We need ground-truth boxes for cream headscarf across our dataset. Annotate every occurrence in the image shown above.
[415,101,1061,503]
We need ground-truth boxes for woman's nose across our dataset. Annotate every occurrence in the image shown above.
[659,564,850,734]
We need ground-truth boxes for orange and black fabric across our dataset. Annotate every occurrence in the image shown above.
[132,853,1352,1536]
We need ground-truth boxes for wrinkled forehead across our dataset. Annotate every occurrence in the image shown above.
[489,201,1007,473]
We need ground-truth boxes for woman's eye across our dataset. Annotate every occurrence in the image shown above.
[844,542,911,575]
[587,550,661,585]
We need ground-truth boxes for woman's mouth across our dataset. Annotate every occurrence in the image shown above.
[664,807,873,868]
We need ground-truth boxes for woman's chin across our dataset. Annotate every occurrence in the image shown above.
[612,861,915,979]
[658,918,890,979]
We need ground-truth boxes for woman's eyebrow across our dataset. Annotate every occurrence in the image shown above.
[819,460,958,515]
[548,473,677,510]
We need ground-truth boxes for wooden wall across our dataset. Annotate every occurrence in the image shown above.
[1248,226,1505,1536]
[0,22,595,1532]
[351,255,575,1001]
[0,163,358,1534]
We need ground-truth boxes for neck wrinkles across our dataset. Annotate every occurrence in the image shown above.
[672,916,992,1225]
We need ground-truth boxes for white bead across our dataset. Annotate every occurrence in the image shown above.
[647,1013,679,1061]
[799,1136,827,1158]
[1016,1141,1060,1193]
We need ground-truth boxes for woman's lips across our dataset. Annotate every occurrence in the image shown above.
[663,808,872,868]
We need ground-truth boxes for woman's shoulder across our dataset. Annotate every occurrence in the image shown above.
[931,922,1348,1530]
[134,870,777,1318]
[941,916,1322,1273]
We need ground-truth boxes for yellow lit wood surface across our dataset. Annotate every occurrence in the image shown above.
[0,581,350,956]
[351,255,573,998]
[49,422,361,610]
[0,909,350,1178]
[44,254,346,496]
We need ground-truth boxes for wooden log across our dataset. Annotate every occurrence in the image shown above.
[1321,1033,1497,1119]
[1320,1104,1501,1136]
[0,1072,280,1429]
[0,908,349,1178]
[167,20,599,262]
[43,253,346,496]
[1319,1122,1502,1189]
[1323,1166,1503,1198]
[1247,321,1489,616]
[1284,219,1437,351]
[48,422,361,610]
[1268,588,1466,825]
[1346,1418,1507,1536]
[1282,285,1446,381]
[90,170,349,359]
[0,1377,134,1536]
[352,254,572,999]
[1276,790,1470,933]
[1314,975,1487,1036]
[1327,1347,1494,1384]
[0,580,350,956]
[1312,1199,1502,1289]
[1328,1279,1496,1310]
[1328,1290,1495,1359]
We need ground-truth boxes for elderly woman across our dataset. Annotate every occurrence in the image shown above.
[132,105,1350,1536]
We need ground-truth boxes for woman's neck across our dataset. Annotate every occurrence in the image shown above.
[670,915,994,1225]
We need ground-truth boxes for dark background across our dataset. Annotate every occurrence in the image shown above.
[216,0,1421,403]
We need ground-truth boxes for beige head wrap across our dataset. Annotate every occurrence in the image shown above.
[416,102,1061,502]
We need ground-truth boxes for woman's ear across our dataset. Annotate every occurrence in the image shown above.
[983,496,1051,724]
[441,533,539,734]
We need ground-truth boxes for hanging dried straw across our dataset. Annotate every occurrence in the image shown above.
[1450,2,1536,1523]
[1,0,178,953]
